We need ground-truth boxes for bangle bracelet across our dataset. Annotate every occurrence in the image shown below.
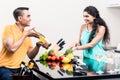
[75,43,78,46]
[76,46,78,50]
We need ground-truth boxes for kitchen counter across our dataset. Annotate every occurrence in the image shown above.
[104,46,116,51]
[32,53,120,80]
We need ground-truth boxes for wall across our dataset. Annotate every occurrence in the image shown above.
[0,0,120,60]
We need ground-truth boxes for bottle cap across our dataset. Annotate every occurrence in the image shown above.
[25,61,29,67]
[29,62,34,69]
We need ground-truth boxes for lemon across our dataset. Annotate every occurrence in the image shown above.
[61,57,71,63]
[66,53,74,60]
[61,64,71,70]
[67,64,73,72]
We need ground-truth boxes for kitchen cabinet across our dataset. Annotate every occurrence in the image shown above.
[107,0,120,7]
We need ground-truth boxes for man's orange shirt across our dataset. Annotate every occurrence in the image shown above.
[0,24,33,69]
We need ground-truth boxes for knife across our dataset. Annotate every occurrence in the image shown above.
[57,38,63,44]
[59,40,65,51]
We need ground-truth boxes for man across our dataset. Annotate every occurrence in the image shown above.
[0,7,46,80]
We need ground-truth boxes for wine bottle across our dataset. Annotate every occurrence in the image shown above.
[18,63,25,76]
[26,62,34,75]
[18,61,34,80]
[22,62,29,76]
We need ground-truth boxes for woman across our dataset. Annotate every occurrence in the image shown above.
[71,6,110,60]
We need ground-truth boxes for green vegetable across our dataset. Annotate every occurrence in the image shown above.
[48,49,54,54]
[40,61,48,67]
[66,70,73,75]
[64,48,73,55]
[39,51,49,60]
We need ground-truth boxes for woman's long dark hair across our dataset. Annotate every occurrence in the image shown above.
[84,6,110,45]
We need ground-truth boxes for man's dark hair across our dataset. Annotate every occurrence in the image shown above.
[13,7,29,21]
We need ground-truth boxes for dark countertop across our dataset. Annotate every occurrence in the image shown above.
[104,46,116,51]
[32,57,120,80]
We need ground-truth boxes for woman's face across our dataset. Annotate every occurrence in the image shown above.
[83,11,95,24]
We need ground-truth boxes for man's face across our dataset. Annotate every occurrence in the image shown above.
[18,10,31,26]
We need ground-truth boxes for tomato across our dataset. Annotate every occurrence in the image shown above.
[51,56,56,61]
[49,65,56,69]
[47,56,52,60]
[50,52,56,57]
[56,57,60,61]
[59,56,64,61]
[47,61,52,65]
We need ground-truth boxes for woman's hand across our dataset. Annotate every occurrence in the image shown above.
[71,46,77,51]
[69,42,79,49]
[69,42,76,49]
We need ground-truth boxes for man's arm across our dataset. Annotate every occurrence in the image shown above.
[4,35,26,53]
[27,42,49,59]
[4,28,39,53]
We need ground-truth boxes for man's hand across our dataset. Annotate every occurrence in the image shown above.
[36,41,51,49]
[24,28,39,38]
